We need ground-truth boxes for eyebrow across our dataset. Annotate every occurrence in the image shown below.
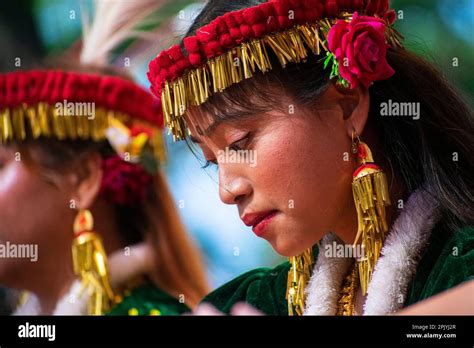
[189,118,225,144]
[188,110,263,144]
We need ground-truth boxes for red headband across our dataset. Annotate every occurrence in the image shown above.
[0,70,166,206]
[0,70,162,126]
[147,0,400,140]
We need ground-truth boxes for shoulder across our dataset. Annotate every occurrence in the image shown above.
[202,261,291,315]
[107,283,190,316]
[407,224,474,305]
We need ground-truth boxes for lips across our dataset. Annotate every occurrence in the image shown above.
[241,210,278,236]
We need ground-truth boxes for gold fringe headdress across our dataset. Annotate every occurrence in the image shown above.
[0,70,166,165]
[147,0,403,141]
[147,0,403,315]
[1,0,170,164]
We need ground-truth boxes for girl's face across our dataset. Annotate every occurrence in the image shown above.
[0,145,75,290]
[186,84,369,257]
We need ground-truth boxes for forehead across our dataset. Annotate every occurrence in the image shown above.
[185,105,258,143]
[184,107,215,141]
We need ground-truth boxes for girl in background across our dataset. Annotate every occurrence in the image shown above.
[0,0,208,315]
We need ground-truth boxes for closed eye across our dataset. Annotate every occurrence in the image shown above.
[200,132,252,169]
[228,132,250,151]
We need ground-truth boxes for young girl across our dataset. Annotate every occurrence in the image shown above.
[147,0,473,315]
[0,1,208,315]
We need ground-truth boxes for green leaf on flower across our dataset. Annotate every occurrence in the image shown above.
[323,52,332,69]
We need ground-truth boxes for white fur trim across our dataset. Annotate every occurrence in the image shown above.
[303,232,353,315]
[304,186,441,315]
[363,188,440,314]
[13,292,41,315]
[52,280,88,315]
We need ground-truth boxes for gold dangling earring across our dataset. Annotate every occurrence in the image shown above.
[351,130,391,295]
[286,248,314,316]
[72,209,117,315]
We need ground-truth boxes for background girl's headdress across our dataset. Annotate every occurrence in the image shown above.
[147,0,403,141]
[0,70,164,160]
[0,0,168,206]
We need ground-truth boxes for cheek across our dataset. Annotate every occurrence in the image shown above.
[0,161,73,246]
[254,115,353,227]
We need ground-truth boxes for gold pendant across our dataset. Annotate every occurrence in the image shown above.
[336,263,359,316]
[286,247,313,316]
[351,138,391,295]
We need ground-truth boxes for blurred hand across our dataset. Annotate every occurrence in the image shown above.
[397,280,474,315]
[192,302,263,316]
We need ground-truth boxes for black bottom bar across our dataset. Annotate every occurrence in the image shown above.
[0,315,472,346]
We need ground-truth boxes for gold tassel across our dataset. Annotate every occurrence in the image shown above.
[37,103,51,137]
[286,247,313,316]
[1,108,13,142]
[72,209,117,315]
[351,138,391,295]
[12,107,26,142]
[26,105,42,139]
[51,104,66,140]
[0,103,165,164]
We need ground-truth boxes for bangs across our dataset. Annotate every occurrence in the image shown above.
[183,57,331,141]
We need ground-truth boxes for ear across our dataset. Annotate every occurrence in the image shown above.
[338,84,370,138]
[69,152,103,210]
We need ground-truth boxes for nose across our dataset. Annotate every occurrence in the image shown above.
[218,165,252,205]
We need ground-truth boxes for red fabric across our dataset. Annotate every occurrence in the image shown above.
[353,163,381,177]
[184,36,204,66]
[167,44,185,61]
[0,70,162,126]
[365,0,389,17]
[325,0,338,16]
[244,6,264,25]
[99,155,153,206]
[357,143,367,159]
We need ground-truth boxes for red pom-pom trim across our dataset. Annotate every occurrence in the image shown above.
[0,70,163,127]
[147,0,396,98]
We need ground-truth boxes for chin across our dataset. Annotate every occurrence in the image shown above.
[268,221,321,257]
[269,238,306,258]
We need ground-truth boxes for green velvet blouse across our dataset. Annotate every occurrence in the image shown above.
[106,283,190,316]
[202,224,474,315]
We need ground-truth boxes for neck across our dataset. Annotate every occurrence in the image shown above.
[35,273,76,315]
[16,256,76,315]
[18,200,126,315]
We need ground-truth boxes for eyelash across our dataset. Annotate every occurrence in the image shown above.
[201,132,251,169]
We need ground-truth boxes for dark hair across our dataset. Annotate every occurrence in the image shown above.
[182,0,474,232]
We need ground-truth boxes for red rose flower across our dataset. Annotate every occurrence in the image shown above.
[328,12,395,89]
[130,124,153,138]
[99,156,153,206]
